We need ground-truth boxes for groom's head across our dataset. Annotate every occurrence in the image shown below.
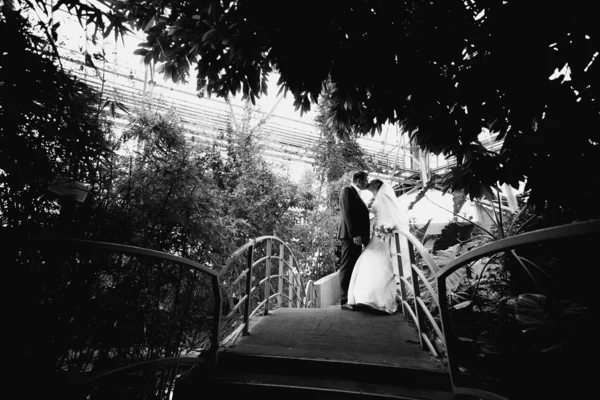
[352,171,369,190]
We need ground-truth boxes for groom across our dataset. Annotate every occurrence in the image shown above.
[337,171,371,310]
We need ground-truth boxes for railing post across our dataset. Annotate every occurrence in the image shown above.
[437,277,459,388]
[289,254,300,308]
[278,244,284,308]
[243,244,254,336]
[264,238,272,316]
[294,260,301,309]
[394,232,409,316]
[408,241,425,348]
[210,274,222,365]
[288,269,293,308]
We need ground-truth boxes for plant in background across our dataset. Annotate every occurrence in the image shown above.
[278,169,340,281]
[0,5,113,234]
[405,187,595,397]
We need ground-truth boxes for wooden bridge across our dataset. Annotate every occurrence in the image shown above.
[190,307,453,399]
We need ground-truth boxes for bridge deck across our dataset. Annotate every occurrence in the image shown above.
[225,308,445,372]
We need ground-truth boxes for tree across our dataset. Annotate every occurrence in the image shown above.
[111,0,599,222]
[313,83,376,184]
[0,4,112,233]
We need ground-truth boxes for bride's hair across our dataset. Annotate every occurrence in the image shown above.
[368,179,383,191]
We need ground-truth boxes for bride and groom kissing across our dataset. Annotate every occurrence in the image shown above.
[338,171,400,314]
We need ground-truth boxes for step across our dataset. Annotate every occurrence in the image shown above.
[209,371,458,400]
[218,353,450,390]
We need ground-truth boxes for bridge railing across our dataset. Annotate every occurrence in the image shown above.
[394,220,599,400]
[391,231,445,357]
[218,235,316,345]
[10,235,222,400]
[436,219,599,400]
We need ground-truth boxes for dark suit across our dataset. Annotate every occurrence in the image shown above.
[337,185,370,305]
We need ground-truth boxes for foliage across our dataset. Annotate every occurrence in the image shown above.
[285,207,340,282]
[432,222,475,252]
[3,3,324,397]
[95,104,304,265]
[407,178,438,211]
[313,82,377,184]
[0,5,112,232]
[402,189,595,397]
[7,83,307,397]
[111,0,599,221]
[10,237,215,400]
[408,218,433,245]
[12,0,129,45]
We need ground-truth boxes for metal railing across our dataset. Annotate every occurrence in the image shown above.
[218,235,316,345]
[391,231,445,357]
[436,219,600,400]
[13,235,223,399]
[392,220,599,400]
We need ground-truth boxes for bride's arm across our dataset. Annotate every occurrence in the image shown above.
[369,216,377,238]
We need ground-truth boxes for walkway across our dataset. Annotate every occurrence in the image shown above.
[225,308,444,371]
[200,308,452,398]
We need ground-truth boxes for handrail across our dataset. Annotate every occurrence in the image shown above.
[221,236,303,281]
[391,229,445,355]
[218,235,311,342]
[17,236,223,382]
[28,237,220,277]
[392,229,441,273]
[220,236,307,300]
[438,220,600,280]
[435,219,600,398]
[89,356,208,381]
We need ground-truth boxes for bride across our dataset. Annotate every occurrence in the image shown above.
[347,179,401,314]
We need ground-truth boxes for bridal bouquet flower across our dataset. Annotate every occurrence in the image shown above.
[374,224,398,240]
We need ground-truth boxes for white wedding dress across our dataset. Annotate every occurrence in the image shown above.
[347,183,401,314]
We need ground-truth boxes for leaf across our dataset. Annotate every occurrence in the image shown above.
[540,342,564,353]
[414,218,433,243]
[103,23,113,39]
[84,52,96,69]
[432,222,474,252]
[52,1,65,12]
[408,179,436,210]
[431,245,459,267]
[453,299,473,310]
[115,101,130,115]
[477,332,502,355]
[452,189,466,215]
[202,29,219,43]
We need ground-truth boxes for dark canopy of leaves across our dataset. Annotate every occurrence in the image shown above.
[112,0,600,220]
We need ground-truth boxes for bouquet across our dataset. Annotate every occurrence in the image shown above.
[373,224,398,241]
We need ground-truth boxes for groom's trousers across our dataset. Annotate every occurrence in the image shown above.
[339,239,363,305]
